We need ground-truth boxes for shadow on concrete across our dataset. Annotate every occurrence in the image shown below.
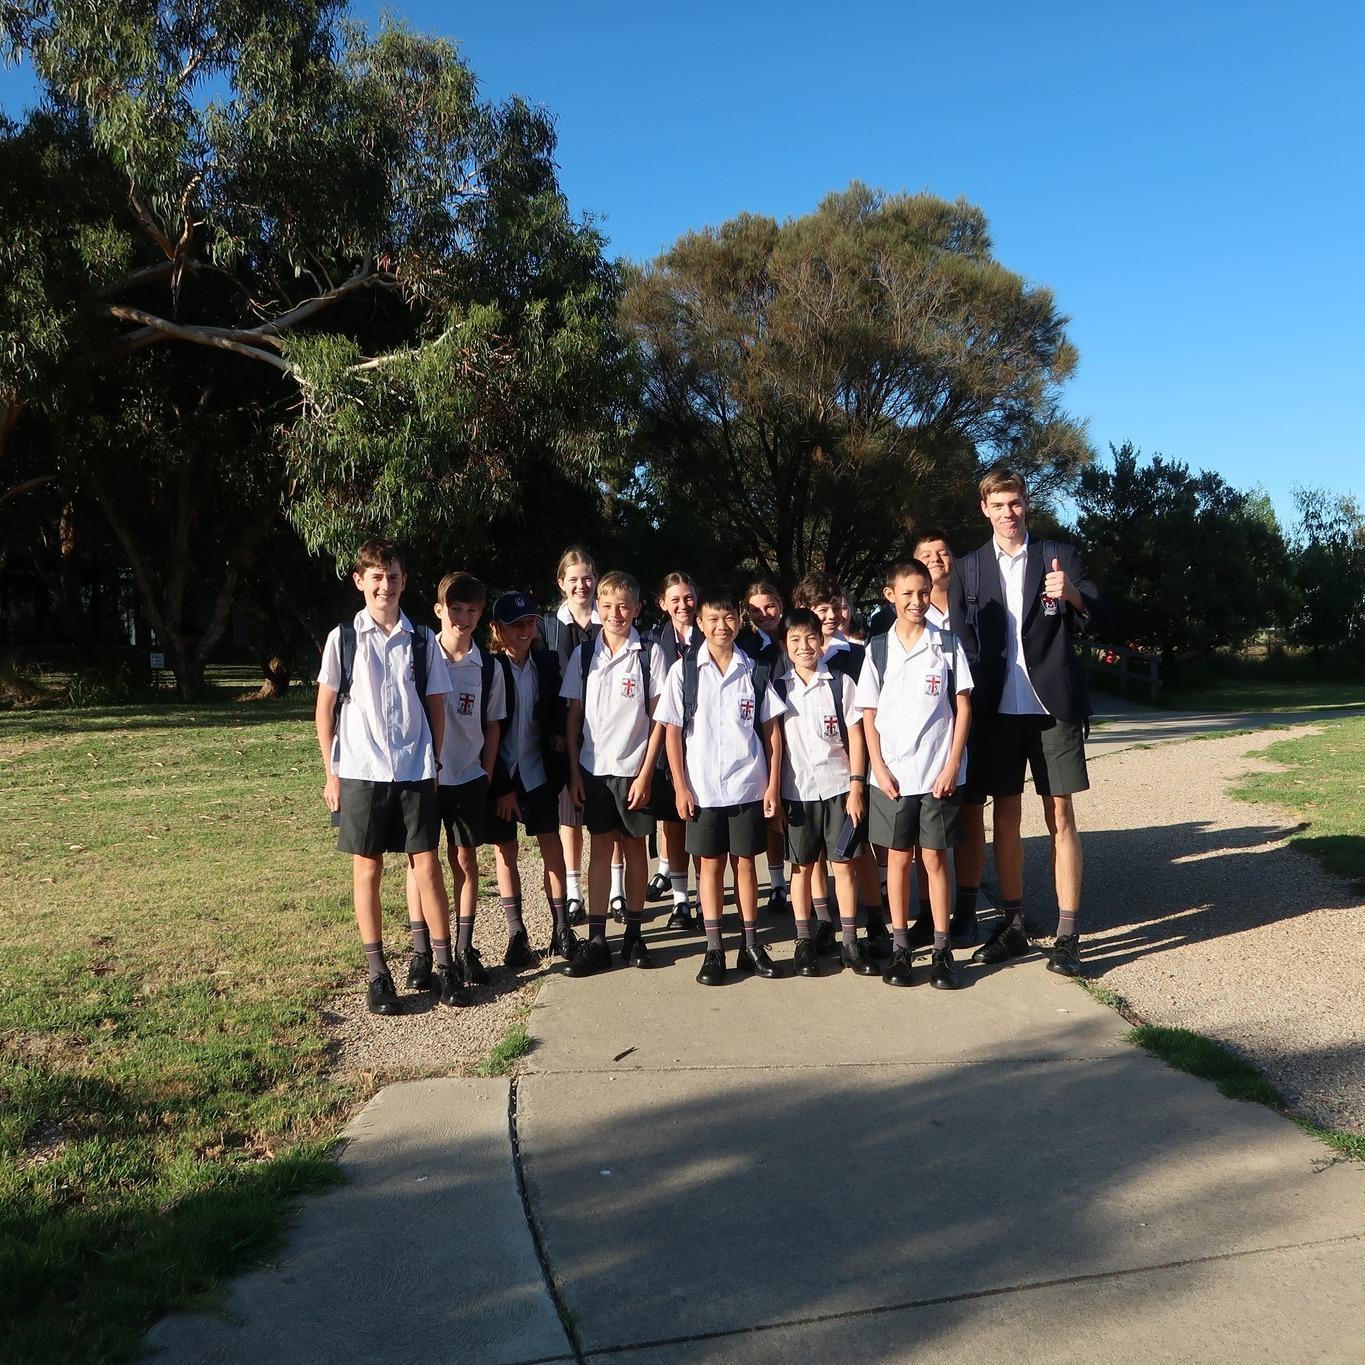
[515,1027,1365,1361]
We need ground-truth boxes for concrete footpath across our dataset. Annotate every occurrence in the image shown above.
[145,699,1365,1364]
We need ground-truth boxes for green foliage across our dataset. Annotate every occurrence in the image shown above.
[622,182,1090,594]
[1075,442,1294,660]
[1288,486,1365,660]
[2,2,630,688]
[476,1021,532,1077]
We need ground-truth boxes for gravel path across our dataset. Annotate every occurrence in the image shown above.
[1017,726,1365,1134]
[325,851,558,1080]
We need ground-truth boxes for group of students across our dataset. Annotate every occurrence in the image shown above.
[316,466,1102,1015]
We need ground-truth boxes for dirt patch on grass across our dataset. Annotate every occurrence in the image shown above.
[322,867,555,1079]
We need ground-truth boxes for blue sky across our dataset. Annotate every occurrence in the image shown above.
[4,1,1360,527]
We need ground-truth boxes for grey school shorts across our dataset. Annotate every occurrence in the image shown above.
[337,778,440,857]
[961,714,1090,803]
[438,775,488,848]
[582,771,656,839]
[784,793,851,865]
[484,780,560,845]
[868,786,962,852]
[685,801,768,859]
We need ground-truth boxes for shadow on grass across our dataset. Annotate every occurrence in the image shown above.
[1,698,313,738]
[1287,834,1365,892]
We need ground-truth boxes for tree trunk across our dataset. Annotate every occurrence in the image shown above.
[254,655,290,699]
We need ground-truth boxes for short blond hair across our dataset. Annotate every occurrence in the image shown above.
[979,466,1028,501]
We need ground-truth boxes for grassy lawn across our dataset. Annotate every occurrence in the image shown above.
[0,697,401,1362]
[1157,679,1365,712]
[1230,717,1365,890]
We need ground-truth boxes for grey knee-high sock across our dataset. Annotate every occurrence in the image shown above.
[456,914,475,955]
[704,918,723,952]
[431,936,453,968]
[1003,898,1024,929]
[408,920,430,955]
[1056,910,1078,938]
[812,896,832,924]
[840,913,858,947]
[363,941,386,980]
[549,896,568,931]
[502,895,525,935]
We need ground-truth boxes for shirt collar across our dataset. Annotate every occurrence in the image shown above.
[355,608,412,635]
[783,661,832,689]
[700,643,745,677]
[597,628,641,658]
[994,532,1031,565]
[558,601,601,625]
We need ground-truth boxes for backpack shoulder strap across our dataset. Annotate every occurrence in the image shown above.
[480,648,495,728]
[497,654,515,724]
[751,654,772,714]
[826,673,848,751]
[411,627,429,709]
[639,639,651,701]
[333,621,358,731]
[542,611,560,655]
[939,627,957,698]
[682,646,701,731]
[579,635,594,689]
[966,548,981,617]
[870,630,888,681]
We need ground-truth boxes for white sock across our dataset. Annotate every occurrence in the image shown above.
[611,861,625,900]
[656,856,671,879]
[670,872,689,906]
[567,869,582,903]
[769,860,787,893]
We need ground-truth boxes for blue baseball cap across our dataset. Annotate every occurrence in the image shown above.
[491,591,541,626]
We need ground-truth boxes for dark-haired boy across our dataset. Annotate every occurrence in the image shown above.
[792,571,892,958]
[656,586,789,985]
[316,539,465,1014]
[856,558,972,990]
[403,572,511,991]
[561,570,670,974]
[777,608,872,977]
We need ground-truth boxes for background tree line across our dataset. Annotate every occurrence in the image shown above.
[3,2,1362,698]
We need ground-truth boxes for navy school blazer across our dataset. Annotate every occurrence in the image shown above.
[948,538,1105,726]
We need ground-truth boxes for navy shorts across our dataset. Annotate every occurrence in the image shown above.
[337,778,439,857]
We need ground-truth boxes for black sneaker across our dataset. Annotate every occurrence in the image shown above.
[646,872,671,901]
[367,972,401,1016]
[865,917,893,959]
[666,905,691,931]
[405,950,435,992]
[766,886,789,916]
[930,947,962,990]
[696,948,726,986]
[735,943,782,978]
[907,910,934,950]
[566,898,587,926]
[812,920,836,957]
[971,922,1031,965]
[434,962,468,1007]
[457,946,490,986]
[839,940,880,976]
[565,937,612,978]
[608,895,628,924]
[620,932,654,968]
[793,939,820,977]
[949,906,980,948]
[552,924,581,961]
[882,947,914,986]
[503,930,536,970]
[1047,934,1082,977]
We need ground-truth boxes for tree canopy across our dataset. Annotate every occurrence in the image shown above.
[1075,442,1293,661]
[621,183,1091,596]
[2,1,630,690]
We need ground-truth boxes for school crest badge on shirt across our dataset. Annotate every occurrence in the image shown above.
[924,674,942,697]
[621,677,638,699]
[739,698,755,723]
[458,692,475,716]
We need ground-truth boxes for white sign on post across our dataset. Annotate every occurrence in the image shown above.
[149,652,165,671]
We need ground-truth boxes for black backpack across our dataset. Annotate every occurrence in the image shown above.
[680,647,774,733]
[334,620,430,732]
[579,632,652,700]
[869,626,957,699]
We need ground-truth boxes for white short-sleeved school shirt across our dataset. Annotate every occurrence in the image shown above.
[854,622,973,798]
[559,630,666,778]
[437,641,507,787]
[654,645,789,808]
[318,610,453,782]
[926,602,948,630]
[778,665,864,802]
[500,654,547,791]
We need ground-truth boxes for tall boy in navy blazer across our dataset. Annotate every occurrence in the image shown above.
[949,466,1105,977]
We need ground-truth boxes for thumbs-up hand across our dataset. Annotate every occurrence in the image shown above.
[1044,556,1071,604]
